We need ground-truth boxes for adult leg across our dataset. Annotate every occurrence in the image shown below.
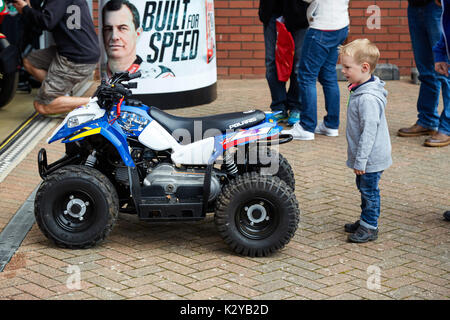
[23,57,47,83]
[401,4,441,133]
[35,53,96,115]
[317,27,349,130]
[23,46,57,83]
[34,97,90,115]
[298,29,331,133]
[318,46,341,130]
[424,75,450,146]
[423,2,450,146]
[286,27,307,114]
[437,80,450,136]
[264,16,287,114]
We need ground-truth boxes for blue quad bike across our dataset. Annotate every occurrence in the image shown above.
[36,71,300,257]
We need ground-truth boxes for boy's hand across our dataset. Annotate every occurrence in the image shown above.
[354,169,365,175]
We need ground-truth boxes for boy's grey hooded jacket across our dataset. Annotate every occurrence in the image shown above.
[346,76,393,173]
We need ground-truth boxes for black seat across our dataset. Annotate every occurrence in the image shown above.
[149,107,266,142]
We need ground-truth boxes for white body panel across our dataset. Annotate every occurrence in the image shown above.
[47,98,105,143]
[138,121,181,152]
[171,137,215,165]
[138,121,215,165]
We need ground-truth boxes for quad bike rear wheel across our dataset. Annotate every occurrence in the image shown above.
[215,172,299,257]
[34,165,119,249]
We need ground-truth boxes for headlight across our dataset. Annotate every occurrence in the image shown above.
[67,114,96,128]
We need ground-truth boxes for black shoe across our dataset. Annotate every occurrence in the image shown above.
[347,225,378,243]
[344,220,360,233]
[444,211,450,221]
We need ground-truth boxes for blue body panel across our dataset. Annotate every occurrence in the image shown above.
[48,104,153,168]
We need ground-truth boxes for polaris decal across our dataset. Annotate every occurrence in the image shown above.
[228,118,257,129]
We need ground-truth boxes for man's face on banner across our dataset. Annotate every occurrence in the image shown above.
[103,5,141,61]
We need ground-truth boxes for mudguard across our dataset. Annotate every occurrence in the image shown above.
[49,115,135,167]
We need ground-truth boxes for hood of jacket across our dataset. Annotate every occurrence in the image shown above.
[351,76,388,107]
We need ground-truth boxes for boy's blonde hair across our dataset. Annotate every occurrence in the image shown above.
[339,39,380,73]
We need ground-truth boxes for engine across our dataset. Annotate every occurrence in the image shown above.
[143,163,221,201]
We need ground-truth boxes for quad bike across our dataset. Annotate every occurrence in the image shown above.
[35,71,300,257]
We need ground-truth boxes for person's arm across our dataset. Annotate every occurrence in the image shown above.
[21,0,69,31]
[433,34,449,76]
[353,95,382,174]
[12,0,31,13]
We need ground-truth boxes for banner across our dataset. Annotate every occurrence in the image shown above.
[99,0,217,108]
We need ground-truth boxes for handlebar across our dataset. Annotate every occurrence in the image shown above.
[112,84,131,97]
[93,71,142,110]
[128,71,142,80]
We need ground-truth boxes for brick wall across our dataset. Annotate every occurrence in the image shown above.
[92,0,414,79]
[215,0,413,79]
[346,1,412,76]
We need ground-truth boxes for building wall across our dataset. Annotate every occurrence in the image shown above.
[92,0,413,79]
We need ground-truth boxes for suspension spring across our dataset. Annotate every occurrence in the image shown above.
[85,150,97,167]
[224,151,238,175]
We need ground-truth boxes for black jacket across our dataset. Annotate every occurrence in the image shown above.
[258,0,309,32]
[22,0,100,64]
[408,0,433,6]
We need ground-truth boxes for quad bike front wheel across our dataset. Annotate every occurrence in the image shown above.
[215,172,300,257]
[34,165,119,249]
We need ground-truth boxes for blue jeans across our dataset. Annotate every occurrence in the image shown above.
[356,171,383,229]
[264,16,307,113]
[408,1,450,135]
[298,27,349,133]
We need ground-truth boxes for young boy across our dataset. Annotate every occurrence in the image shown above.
[340,39,392,243]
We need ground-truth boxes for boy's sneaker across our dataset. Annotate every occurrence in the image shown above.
[315,121,339,136]
[347,225,378,243]
[287,111,300,126]
[271,111,288,123]
[281,123,315,140]
[344,220,360,233]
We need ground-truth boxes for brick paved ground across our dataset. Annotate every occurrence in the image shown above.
[0,79,449,300]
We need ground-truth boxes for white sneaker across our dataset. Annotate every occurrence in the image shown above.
[281,123,315,140]
[314,121,339,137]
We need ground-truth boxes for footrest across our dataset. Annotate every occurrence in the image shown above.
[138,201,204,221]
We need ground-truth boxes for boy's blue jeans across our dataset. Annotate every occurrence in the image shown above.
[298,26,349,133]
[408,1,450,135]
[356,171,383,230]
[264,16,307,114]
